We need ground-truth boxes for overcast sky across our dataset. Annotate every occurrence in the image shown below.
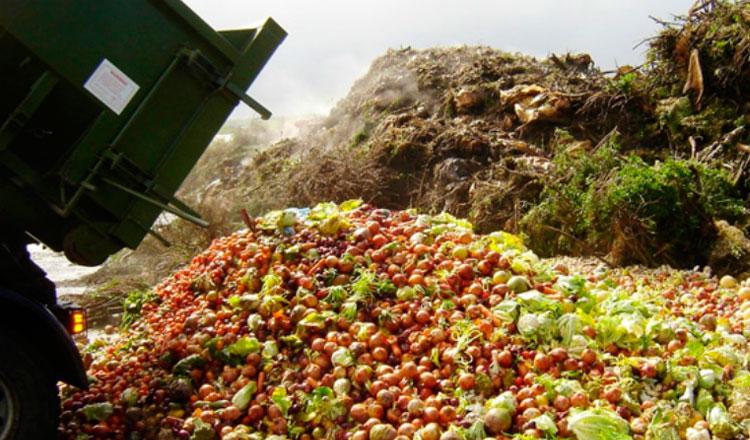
[184,0,694,119]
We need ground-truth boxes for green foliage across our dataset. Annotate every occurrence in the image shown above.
[301,386,346,423]
[610,71,638,94]
[81,402,114,422]
[655,97,693,139]
[679,99,738,141]
[351,128,369,146]
[522,133,744,266]
[654,97,738,146]
[350,119,375,148]
[606,158,743,245]
[231,381,257,411]
[567,408,631,440]
[522,133,622,249]
[121,289,158,328]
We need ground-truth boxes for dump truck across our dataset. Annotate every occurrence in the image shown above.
[0,1,285,438]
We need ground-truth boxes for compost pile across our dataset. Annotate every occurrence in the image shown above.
[62,202,750,439]
[78,2,750,316]
[251,47,613,236]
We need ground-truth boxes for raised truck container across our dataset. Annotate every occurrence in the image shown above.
[0,1,285,438]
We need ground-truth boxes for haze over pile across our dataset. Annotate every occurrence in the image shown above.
[184,0,692,118]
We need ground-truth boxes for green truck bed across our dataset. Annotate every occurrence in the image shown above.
[0,0,285,265]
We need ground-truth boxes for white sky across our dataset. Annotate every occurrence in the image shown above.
[183,0,694,119]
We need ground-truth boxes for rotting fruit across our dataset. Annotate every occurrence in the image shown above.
[60,201,750,439]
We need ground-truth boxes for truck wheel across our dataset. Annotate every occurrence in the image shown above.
[0,332,60,440]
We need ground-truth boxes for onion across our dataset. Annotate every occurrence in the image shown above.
[333,378,351,396]
[484,408,512,434]
[369,423,397,440]
[331,348,354,367]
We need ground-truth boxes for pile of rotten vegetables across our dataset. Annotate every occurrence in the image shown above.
[60,201,750,440]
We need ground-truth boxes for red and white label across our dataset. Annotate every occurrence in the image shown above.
[84,59,139,115]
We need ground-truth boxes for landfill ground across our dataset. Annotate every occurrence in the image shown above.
[53,1,750,439]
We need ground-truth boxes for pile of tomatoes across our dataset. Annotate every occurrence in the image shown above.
[60,202,750,440]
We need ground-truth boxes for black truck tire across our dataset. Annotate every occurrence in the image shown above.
[0,331,59,440]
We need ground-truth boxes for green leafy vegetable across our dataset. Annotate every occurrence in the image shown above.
[453,420,486,440]
[298,311,335,330]
[339,199,363,211]
[271,387,292,417]
[647,407,679,440]
[568,408,632,440]
[517,289,561,313]
[227,295,242,308]
[324,286,348,307]
[331,348,354,367]
[258,209,299,231]
[191,419,216,440]
[341,301,358,321]
[532,414,558,436]
[517,311,556,341]
[232,381,257,411]
[280,334,304,349]
[121,289,157,328]
[558,313,581,345]
[707,404,740,438]
[696,388,714,417]
[705,345,741,367]
[224,337,261,358]
[81,402,113,422]
[172,354,206,376]
[306,202,351,235]
[119,388,138,407]
[260,273,283,296]
[302,386,346,423]
[262,340,279,359]
[486,391,517,413]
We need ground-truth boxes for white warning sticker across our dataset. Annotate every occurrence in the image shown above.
[84,59,140,115]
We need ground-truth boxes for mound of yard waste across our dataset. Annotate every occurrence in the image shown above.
[239,0,750,272]
[62,202,750,439]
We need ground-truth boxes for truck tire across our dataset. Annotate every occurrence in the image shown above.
[0,331,59,440]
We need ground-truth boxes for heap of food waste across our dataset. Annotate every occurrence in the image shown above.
[61,202,750,439]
